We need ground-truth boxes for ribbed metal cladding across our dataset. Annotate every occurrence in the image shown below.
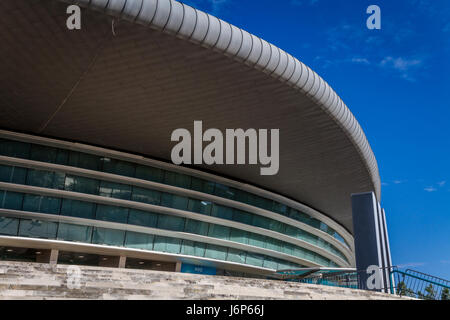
[56,0,380,198]
[0,0,380,233]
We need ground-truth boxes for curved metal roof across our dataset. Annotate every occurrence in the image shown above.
[0,0,380,232]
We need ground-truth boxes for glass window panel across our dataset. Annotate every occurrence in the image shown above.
[95,205,128,224]
[246,194,272,210]
[263,256,278,270]
[157,214,185,232]
[247,233,266,248]
[187,199,212,215]
[232,209,253,225]
[64,175,99,194]
[0,216,19,235]
[184,219,209,236]
[204,244,227,260]
[214,184,235,200]
[92,228,125,246]
[245,252,264,267]
[153,236,181,254]
[124,232,154,250]
[293,246,308,260]
[190,177,215,194]
[0,139,30,158]
[99,181,131,200]
[57,223,92,242]
[127,209,158,228]
[181,240,206,257]
[131,187,161,205]
[60,199,96,219]
[1,191,23,210]
[282,243,295,256]
[29,144,58,163]
[68,152,102,171]
[102,159,135,177]
[252,215,271,229]
[268,220,285,234]
[26,170,65,189]
[55,149,69,165]
[208,224,230,240]
[165,237,182,254]
[160,193,188,210]
[135,165,164,183]
[272,202,289,216]
[0,166,27,184]
[163,171,191,189]
[18,219,57,239]
[233,189,248,204]
[229,229,248,244]
[265,238,282,252]
[211,205,233,220]
[226,248,246,264]
[285,225,301,239]
[23,195,61,215]
[277,260,294,271]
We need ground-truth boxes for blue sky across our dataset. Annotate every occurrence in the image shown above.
[180,0,450,279]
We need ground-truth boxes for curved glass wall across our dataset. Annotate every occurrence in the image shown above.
[0,137,351,269]
[0,216,304,270]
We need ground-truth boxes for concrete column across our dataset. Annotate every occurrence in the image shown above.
[49,249,59,265]
[376,202,388,292]
[175,262,182,272]
[351,192,383,291]
[118,256,126,268]
[381,208,395,293]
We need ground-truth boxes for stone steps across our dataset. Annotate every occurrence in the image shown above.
[0,261,410,300]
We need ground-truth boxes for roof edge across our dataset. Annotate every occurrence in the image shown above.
[59,0,381,199]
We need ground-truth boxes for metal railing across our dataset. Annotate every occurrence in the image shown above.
[290,266,450,300]
[391,268,450,300]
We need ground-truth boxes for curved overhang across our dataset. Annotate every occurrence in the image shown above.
[0,0,380,233]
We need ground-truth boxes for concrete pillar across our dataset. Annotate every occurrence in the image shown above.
[118,256,126,268]
[175,262,182,272]
[49,249,59,265]
[376,202,388,293]
[381,208,395,293]
[351,192,383,291]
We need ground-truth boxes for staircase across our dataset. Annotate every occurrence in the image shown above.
[0,261,411,300]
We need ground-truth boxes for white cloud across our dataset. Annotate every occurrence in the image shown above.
[397,262,426,268]
[351,57,370,65]
[424,186,437,192]
[380,56,422,72]
[438,181,446,187]
[379,56,423,82]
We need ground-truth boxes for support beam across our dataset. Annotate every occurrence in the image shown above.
[49,249,59,265]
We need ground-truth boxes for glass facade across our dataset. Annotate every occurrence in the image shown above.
[0,216,304,271]
[0,137,352,271]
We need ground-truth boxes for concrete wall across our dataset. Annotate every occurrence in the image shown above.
[0,261,409,300]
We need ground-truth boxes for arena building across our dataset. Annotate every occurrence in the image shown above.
[0,0,391,283]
